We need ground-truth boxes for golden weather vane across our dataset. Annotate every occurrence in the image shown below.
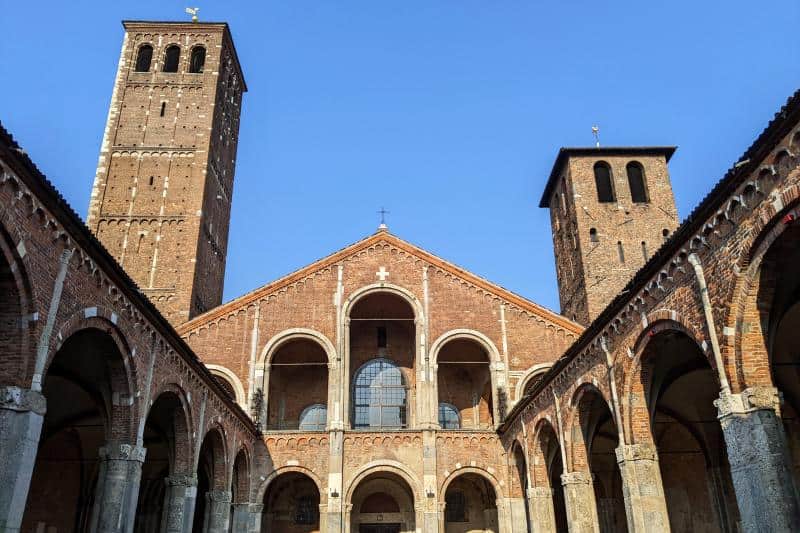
[185,7,200,23]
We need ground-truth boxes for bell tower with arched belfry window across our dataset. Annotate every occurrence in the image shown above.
[87,20,246,325]
[540,147,679,325]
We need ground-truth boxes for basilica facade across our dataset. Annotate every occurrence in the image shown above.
[0,18,799,533]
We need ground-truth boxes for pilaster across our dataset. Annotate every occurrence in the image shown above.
[716,387,800,531]
[615,443,670,533]
[0,386,45,532]
[560,471,599,533]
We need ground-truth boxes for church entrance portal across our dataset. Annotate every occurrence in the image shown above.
[349,471,416,533]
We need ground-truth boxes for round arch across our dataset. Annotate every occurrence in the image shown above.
[205,364,247,406]
[429,329,501,365]
[440,465,504,501]
[515,363,553,402]
[144,382,195,473]
[342,282,424,322]
[345,460,423,505]
[260,327,336,366]
[197,423,229,490]
[256,465,326,503]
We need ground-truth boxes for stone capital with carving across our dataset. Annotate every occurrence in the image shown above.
[528,486,553,498]
[207,489,232,503]
[715,386,781,418]
[99,441,147,463]
[0,386,46,415]
[165,473,198,487]
[615,442,658,463]
[561,471,593,486]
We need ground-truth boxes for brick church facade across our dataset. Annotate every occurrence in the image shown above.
[0,17,799,533]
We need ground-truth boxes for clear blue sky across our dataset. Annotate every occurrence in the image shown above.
[2,1,798,312]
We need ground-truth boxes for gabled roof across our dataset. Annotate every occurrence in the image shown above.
[539,146,677,207]
[177,228,584,335]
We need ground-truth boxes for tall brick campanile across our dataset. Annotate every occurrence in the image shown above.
[88,21,246,325]
[540,147,679,325]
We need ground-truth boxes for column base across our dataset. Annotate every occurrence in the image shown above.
[717,387,800,531]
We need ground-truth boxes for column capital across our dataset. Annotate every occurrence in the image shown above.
[716,387,781,418]
[165,473,198,487]
[248,503,264,513]
[0,386,46,415]
[615,442,658,463]
[207,489,232,503]
[528,486,553,498]
[560,471,593,486]
[99,441,147,462]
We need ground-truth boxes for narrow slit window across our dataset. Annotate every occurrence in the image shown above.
[159,102,166,117]
[641,241,648,261]
[148,176,154,186]
[594,161,615,203]
[589,228,599,242]
[163,45,181,73]
[135,45,153,72]
[662,228,670,242]
[617,241,625,263]
[627,161,649,203]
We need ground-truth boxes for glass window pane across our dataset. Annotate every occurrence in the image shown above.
[352,358,407,429]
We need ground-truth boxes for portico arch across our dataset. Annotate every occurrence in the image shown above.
[440,468,501,533]
[205,364,247,407]
[346,462,421,533]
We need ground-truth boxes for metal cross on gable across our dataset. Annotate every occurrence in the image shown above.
[377,207,390,226]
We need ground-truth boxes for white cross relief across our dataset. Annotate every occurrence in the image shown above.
[376,266,389,281]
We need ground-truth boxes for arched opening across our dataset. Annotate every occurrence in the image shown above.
[757,223,800,487]
[626,161,649,203]
[163,45,181,73]
[189,46,206,73]
[573,388,627,533]
[534,422,568,533]
[350,471,415,532]
[212,373,238,402]
[230,449,250,531]
[593,161,615,203]
[437,339,494,429]
[262,471,320,532]
[268,338,328,430]
[22,328,132,531]
[135,44,153,72]
[512,446,532,533]
[0,232,29,386]
[193,428,226,533]
[642,330,740,531]
[443,473,498,533]
[134,390,191,532]
[349,292,416,430]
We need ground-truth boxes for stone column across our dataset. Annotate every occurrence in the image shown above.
[508,496,530,533]
[560,472,599,533]
[88,441,146,533]
[0,386,45,532]
[528,487,556,533]
[231,503,249,532]
[162,473,198,533]
[246,503,263,533]
[615,443,670,533]
[717,387,800,531]
[204,490,232,532]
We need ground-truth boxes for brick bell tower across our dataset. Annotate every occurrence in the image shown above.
[540,147,679,325]
[88,20,246,325]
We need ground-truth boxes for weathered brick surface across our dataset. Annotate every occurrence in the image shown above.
[87,21,246,325]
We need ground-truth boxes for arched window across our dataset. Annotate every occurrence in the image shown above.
[589,227,599,242]
[135,44,153,72]
[594,161,615,203]
[189,46,206,73]
[298,403,327,431]
[627,161,649,203]
[353,358,407,429]
[438,402,461,429]
[163,45,181,73]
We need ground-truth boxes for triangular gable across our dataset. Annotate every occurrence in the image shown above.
[177,230,583,335]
